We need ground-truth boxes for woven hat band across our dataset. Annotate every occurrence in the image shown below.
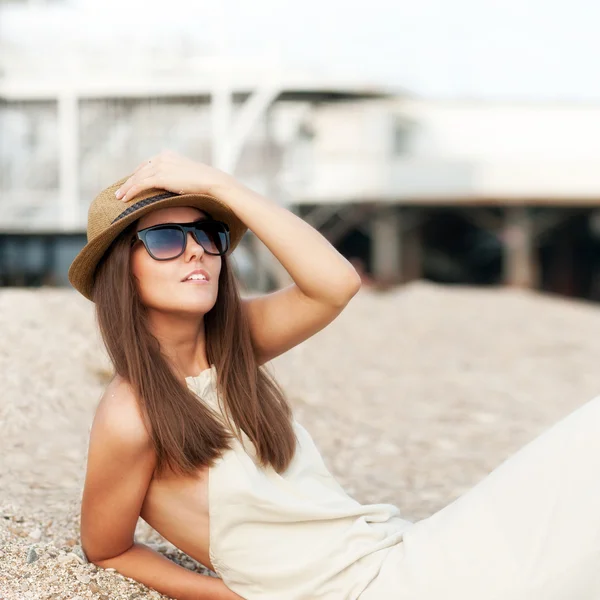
[111,191,181,224]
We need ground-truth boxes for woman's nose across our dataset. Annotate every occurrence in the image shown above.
[185,231,205,258]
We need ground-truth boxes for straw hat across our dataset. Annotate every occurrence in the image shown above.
[68,173,248,301]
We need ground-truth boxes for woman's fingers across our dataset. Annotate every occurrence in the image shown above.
[116,162,156,200]
[116,150,185,201]
[118,172,158,202]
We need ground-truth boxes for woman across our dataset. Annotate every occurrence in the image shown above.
[71,150,600,600]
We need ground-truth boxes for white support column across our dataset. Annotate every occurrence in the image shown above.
[210,81,233,171]
[227,85,281,171]
[403,208,424,283]
[503,205,538,288]
[210,81,282,174]
[260,104,293,289]
[57,93,79,230]
[371,205,402,285]
[210,79,287,291]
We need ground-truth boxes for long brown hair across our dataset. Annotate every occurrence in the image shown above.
[92,218,297,477]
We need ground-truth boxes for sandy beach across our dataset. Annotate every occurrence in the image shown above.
[2,280,600,599]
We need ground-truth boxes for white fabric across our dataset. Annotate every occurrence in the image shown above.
[359,393,600,600]
[185,365,412,600]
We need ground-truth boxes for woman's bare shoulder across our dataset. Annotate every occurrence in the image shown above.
[94,375,151,447]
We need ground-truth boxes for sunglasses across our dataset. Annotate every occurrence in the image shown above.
[130,218,230,260]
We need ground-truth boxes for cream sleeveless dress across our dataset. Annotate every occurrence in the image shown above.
[184,365,413,600]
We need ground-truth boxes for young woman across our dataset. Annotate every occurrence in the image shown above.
[70,150,600,600]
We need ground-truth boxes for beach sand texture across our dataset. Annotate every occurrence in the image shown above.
[2,280,600,599]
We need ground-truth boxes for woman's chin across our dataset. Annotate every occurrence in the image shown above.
[174,293,215,312]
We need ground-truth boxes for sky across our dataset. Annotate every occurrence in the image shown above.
[2,0,600,101]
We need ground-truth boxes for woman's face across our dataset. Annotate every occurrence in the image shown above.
[130,206,222,316]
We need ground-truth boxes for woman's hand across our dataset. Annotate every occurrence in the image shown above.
[115,150,239,203]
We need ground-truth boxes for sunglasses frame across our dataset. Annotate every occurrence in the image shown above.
[130,218,231,260]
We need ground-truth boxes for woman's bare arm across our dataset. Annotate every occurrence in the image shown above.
[94,543,242,600]
[81,379,244,600]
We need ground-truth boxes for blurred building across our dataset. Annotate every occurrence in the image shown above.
[2,0,600,299]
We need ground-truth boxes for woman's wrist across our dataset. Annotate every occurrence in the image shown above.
[207,577,245,600]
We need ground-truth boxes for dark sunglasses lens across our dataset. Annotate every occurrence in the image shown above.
[145,227,185,259]
[194,222,229,254]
